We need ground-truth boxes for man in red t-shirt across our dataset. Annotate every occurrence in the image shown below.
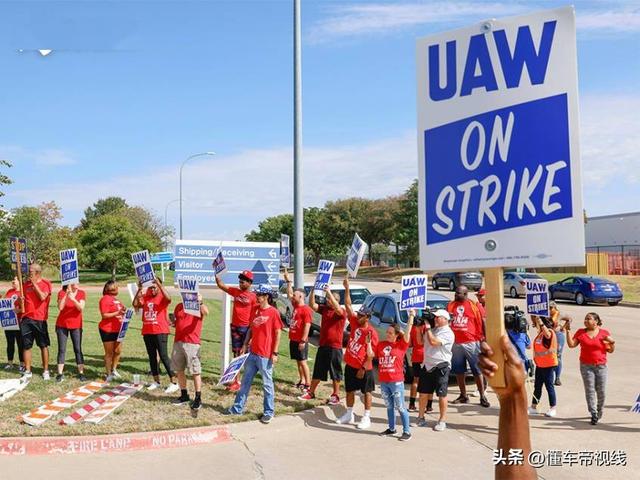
[283,269,312,390]
[298,285,346,405]
[133,278,178,393]
[170,294,209,411]
[20,263,53,380]
[216,270,257,392]
[447,286,489,407]
[4,276,24,371]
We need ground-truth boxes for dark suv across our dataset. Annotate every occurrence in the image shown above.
[431,272,483,291]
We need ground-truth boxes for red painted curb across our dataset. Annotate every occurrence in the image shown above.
[0,425,232,456]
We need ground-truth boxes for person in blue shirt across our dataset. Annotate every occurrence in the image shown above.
[505,308,533,376]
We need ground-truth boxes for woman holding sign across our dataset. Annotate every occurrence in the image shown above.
[99,280,126,382]
[3,277,24,372]
[55,283,87,382]
[529,315,558,418]
[563,313,615,425]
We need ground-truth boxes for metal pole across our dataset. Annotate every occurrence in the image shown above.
[293,0,304,289]
[179,152,216,240]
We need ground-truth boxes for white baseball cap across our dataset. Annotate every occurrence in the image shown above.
[434,309,451,321]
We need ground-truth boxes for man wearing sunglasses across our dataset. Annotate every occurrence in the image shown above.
[215,270,257,392]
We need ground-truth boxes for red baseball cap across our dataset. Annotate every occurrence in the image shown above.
[476,288,486,296]
[239,270,254,282]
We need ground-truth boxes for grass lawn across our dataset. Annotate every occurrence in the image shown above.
[0,291,330,437]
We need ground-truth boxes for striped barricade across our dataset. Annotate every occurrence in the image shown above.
[59,384,132,425]
[82,383,142,424]
[20,382,105,426]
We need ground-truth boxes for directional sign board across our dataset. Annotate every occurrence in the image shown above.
[417,6,584,270]
[150,251,174,264]
[174,240,280,287]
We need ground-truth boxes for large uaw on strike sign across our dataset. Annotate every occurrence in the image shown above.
[417,7,584,270]
[174,240,280,287]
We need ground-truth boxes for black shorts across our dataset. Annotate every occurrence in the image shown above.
[418,363,450,398]
[344,364,375,394]
[20,318,50,349]
[99,329,119,343]
[289,340,309,361]
[412,362,422,379]
[231,325,250,355]
[312,346,343,382]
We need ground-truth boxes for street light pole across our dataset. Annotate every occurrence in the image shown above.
[179,151,215,239]
[293,0,304,289]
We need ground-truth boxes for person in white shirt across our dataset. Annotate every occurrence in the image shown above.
[416,309,455,431]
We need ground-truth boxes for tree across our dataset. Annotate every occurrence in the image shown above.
[246,214,293,242]
[78,214,159,277]
[394,180,419,267]
[0,160,12,220]
[80,197,128,228]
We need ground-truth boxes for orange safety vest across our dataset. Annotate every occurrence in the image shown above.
[533,330,558,368]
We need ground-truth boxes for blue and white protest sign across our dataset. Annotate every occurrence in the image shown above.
[630,394,640,414]
[212,251,227,276]
[346,233,367,278]
[178,277,201,317]
[174,240,280,287]
[400,275,428,311]
[526,279,549,317]
[131,250,155,288]
[59,248,79,286]
[218,353,249,385]
[0,297,19,331]
[9,237,28,274]
[314,260,335,298]
[280,234,290,268]
[117,308,134,343]
[417,7,584,270]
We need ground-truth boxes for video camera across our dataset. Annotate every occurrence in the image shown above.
[420,308,436,328]
[504,305,528,333]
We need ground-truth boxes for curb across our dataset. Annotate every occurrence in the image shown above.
[0,425,231,456]
[620,301,640,309]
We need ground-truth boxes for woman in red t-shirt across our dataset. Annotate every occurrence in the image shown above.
[409,316,425,412]
[3,276,24,371]
[99,280,127,382]
[55,283,87,382]
[564,312,616,425]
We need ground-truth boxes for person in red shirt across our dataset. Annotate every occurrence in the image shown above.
[564,312,616,425]
[170,293,209,411]
[283,269,312,390]
[226,284,283,424]
[335,278,378,429]
[20,263,53,380]
[215,270,257,392]
[3,276,24,372]
[376,309,416,441]
[54,283,87,382]
[408,314,425,412]
[447,285,489,408]
[298,285,347,405]
[475,289,487,321]
[133,278,178,393]
[99,280,127,381]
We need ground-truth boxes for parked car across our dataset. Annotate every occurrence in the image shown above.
[549,276,623,306]
[431,272,483,291]
[503,272,544,298]
[362,292,451,382]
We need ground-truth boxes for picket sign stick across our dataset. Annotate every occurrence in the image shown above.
[14,239,24,308]
[484,267,506,388]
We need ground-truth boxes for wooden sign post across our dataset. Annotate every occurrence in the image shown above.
[484,268,506,388]
[13,238,25,312]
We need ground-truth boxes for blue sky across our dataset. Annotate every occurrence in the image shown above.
[2,0,639,241]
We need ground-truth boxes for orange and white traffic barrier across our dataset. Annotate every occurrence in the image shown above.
[82,383,142,424]
[20,382,104,427]
[59,384,132,425]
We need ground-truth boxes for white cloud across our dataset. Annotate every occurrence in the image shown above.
[0,145,76,166]
[308,2,640,43]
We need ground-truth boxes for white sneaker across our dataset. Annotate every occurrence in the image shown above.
[147,382,161,391]
[434,421,447,432]
[545,408,557,418]
[528,407,538,415]
[164,382,180,394]
[336,411,355,425]
[42,371,51,381]
[469,390,481,397]
[105,374,114,383]
[112,369,122,379]
[21,371,33,381]
[356,415,371,430]
[4,364,12,370]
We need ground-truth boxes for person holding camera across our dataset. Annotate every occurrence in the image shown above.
[416,309,454,432]
[563,312,615,425]
[529,315,558,417]
[170,293,209,410]
[505,307,532,376]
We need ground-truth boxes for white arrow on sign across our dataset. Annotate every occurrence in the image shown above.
[267,262,277,272]
[268,276,278,285]
[269,249,277,259]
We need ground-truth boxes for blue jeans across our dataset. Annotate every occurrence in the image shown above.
[380,381,410,434]
[229,353,275,417]
[554,331,566,381]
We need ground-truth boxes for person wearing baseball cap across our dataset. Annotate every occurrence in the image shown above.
[416,309,455,432]
[215,269,257,392]
[475,289,487,320]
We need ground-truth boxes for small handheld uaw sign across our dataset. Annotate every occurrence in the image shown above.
[400,275,428,310]
[131,250,155,288]
[218,353,249,385]
[0,297,19,331]
[526,279,549,317]
[212,250,227,276]
[346,233,367,278]
[417,6,584,387]
[117,308,134,343]
[59,248,79,286]
[314,260,335,298]
[280,234,291,268]
[178,277,201,317]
